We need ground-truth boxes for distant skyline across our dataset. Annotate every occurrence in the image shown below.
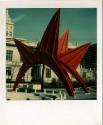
[8,8,97,44]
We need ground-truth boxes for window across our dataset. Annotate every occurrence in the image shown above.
[31,64,40,82]
[9,32,12,36]
[21,76,25,82]
[6,67,11,76]
[10,26,12,30]
[6,50,13,61]
[6,32,8,36]
[46,68,51,78]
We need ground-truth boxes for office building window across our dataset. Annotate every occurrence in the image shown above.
[6,32,8,36]
[6,50,13,61]
[10,26,12,30]
[6,67,11,76]
[31,64,40,82]
[46,68,51,78]
[9,32,12,36]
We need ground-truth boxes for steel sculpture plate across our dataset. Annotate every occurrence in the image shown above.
[13,9,91,96]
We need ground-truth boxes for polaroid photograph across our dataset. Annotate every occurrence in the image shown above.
[6,8,97,100]
[0,0,102,125]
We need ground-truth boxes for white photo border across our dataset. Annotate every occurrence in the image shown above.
[0,0,102,125]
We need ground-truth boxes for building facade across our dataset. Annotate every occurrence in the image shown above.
[6,10,59,88]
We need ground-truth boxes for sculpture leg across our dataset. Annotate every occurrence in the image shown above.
[50,58,74,96]
[13,52,75,96]
[72,70,89,92]
[60,61,88,92]
[13,63,31,91]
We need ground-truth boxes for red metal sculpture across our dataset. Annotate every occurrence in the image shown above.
[58,30,91,92]
[13,9,91,96]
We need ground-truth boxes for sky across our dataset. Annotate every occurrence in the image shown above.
[8,8,97,44]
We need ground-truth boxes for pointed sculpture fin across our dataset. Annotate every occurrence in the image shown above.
[58,30,69,56]
[60,43,91,69]
[40,9,60,58]
[14,39,33,62]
